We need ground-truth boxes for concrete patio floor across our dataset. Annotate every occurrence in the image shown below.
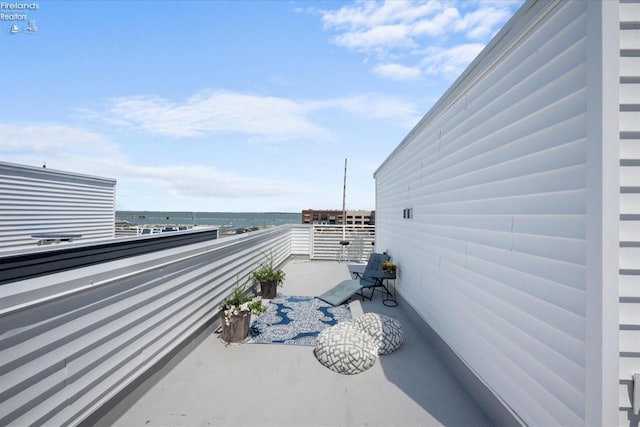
[110,258,493,426]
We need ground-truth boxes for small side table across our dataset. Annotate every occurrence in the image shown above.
[382,271,397,307]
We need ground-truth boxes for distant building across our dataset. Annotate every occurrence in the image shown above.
[301,209,374,225]
[0,162,117,251]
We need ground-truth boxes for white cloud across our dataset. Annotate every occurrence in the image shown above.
[321,1,448,54]
[0,85,422,210]
[0,123,120,156]
[373,63,421,81]
[338,95,418,123]
[77,91,332,142]
[311,0,522,81]
[321,1,443,32]
[411,7,460,37]
[453,6,515,40]
[125,164,300,199]
[333,24,414,53]
[309,94,420,128]
[0,122,301,200]
[421,43,485,77]
[76,90,419,140]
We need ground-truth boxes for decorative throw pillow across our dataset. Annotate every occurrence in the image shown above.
[314,321,377,375]
[353,313,404,355]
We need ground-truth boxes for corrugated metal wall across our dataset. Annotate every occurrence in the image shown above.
[0,226,291,425]
[374,1,623,425]
[0,162,116,251]
[619,0,640,422]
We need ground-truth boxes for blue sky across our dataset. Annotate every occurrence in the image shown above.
[0,0,522,212]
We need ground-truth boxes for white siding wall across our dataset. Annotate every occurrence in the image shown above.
[619,1,640,424]
[0,162,116,251]
[375,1,621,425]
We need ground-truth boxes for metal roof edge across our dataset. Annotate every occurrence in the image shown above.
[0,161,117,184]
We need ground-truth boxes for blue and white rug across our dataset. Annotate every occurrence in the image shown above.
[248,296,351,346]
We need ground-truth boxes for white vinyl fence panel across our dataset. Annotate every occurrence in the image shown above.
[290,224,311,256]
[310,225,375,262]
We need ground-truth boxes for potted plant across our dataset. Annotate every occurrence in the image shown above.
[381,260,397,279]
[251,252,285,299]
[219,281,266,343]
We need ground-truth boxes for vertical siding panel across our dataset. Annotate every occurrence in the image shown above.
[619,0,640,422]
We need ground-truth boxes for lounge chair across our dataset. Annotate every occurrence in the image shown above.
[318,253,391,306]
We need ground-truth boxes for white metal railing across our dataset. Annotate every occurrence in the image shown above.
[290,224,311,255]
[0,225,292,426]
[0,223,377,425]
[310,224,375,262]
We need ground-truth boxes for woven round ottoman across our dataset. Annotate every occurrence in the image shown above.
[352,313,404,355]
[314,322,377,375]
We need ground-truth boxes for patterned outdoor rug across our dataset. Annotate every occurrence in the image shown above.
[248,296,351,346]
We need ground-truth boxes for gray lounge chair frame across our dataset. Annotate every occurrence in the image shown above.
[318,253,391,306]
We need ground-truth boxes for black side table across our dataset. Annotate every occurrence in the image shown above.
[382,271,397,307]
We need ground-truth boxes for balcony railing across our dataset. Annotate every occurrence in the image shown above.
[0,223,377,425]
[0,225,295,425]
[310,224,375,262]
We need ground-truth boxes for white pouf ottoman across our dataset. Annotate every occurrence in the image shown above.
[314,322,377,375]
[353,313,404,355]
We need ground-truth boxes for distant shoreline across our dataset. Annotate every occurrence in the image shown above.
[116,211,300,230]
[116,210,298,215]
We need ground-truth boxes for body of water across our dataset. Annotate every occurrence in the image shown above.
[116,211,300,230]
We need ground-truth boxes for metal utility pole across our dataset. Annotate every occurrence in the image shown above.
[342,158,347,241]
